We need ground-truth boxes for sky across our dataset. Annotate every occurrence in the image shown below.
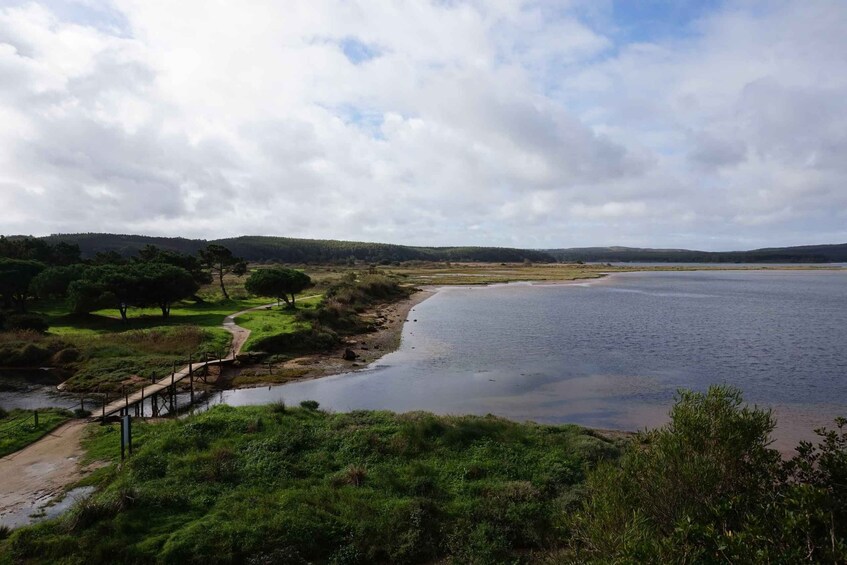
[1,0,846,250]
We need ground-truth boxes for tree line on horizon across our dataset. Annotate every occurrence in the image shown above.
[9,232,845,264]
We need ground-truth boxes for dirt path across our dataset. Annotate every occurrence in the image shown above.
[0,420,94,528]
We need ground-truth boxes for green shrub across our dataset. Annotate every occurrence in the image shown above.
[3,313,49,333]
[569,386,847,563]
[299,400,319,410]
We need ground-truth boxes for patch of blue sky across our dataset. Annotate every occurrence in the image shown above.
[339,37,382,65]
[331,104,386,140]
[609,0,725,44]
[6,0,131,35]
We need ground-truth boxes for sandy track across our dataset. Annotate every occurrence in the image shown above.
[0,420,93,528]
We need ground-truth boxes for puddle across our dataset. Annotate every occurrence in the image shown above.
[0,486,95,529]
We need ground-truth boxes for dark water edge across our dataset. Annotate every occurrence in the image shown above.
[0,369,82,411]
[203,270,847,452]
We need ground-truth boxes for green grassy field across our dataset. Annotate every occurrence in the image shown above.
[0,408,74,458]
[0,405,620,563]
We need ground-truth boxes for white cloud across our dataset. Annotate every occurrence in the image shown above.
[0,0,845,249]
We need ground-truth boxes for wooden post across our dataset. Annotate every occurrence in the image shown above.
[189,369,194,404]
[102,394,106,418]
[80,396,85,413]
[140,386,145,418]
[33,410,38,427]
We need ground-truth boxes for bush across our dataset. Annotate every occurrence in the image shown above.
[251,328,340,355]
[569,385,847,563]
[3,313,49,333]
[299,400,319,410]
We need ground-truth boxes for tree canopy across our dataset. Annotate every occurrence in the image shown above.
[0,259,46,311]
[67,263,198,320]
[245,267,312,308]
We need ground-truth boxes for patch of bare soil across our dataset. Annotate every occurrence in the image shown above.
[0,420,102,529]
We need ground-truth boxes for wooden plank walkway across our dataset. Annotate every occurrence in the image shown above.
[98,356,232,419]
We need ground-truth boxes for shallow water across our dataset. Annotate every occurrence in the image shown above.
[0,369,81,411]
[1,486,95,529]
[206,270,847,450]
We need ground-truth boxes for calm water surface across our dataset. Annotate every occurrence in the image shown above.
[210,270,844,448]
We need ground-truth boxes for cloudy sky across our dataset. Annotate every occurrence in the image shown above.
[1,0,846,250]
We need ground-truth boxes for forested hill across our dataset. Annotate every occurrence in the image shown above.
[19,234,847,263]
[545,243,847,263]
[35,234,557,263]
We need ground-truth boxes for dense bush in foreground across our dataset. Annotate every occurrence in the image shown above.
[567,386,847,563]
[2,407,618,564]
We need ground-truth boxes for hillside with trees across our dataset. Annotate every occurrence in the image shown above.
[31,234,556,264]
[21,233,847,264]
[546,243,847,263]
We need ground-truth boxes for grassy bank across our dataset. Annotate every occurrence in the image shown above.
[235,295,322,352]
[0,407,74,458]
[0,405,620,563]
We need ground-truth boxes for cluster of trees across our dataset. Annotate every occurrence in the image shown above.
[1,237,318,327]
[0,238,253,323]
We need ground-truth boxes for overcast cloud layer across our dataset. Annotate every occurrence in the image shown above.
[1,0,846,249]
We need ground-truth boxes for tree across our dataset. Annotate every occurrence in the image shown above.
[135,263,199,317]
[68,265,139,321]
[199,244,247,300]
[30,264,88,300]
[0,259,45,311]
[245,268,312,308]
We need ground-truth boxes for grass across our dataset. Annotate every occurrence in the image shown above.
[1,405,621,563]
[0,408,74,458]
[235,295,322,352]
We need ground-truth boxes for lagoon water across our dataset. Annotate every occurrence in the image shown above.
[210,270,845,448]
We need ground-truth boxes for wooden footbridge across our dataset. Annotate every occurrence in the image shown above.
[97,353,234,420]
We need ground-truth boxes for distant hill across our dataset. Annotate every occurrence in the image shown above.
[545,243,847,263]
[36,233,557,264]
[23,234,847,264]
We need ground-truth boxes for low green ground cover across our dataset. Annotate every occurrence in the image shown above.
[1,406,620,563]
[0,407,73,458]
[236,295,322,352]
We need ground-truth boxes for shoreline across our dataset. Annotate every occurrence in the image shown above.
[226,273,612,389]
[226,288,436,388]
